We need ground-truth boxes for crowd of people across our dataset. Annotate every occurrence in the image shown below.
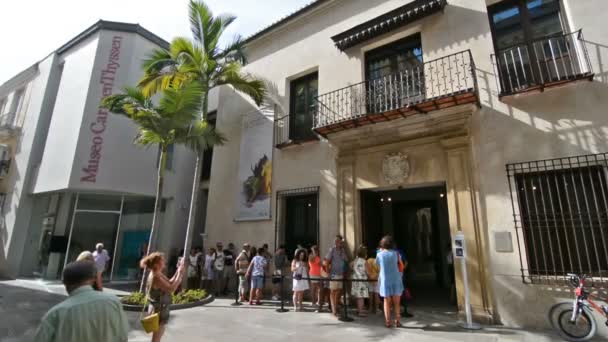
[33,234,415,341]
[190,234,414,327]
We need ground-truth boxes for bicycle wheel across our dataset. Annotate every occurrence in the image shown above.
[556,308,597,341]
[548,302,573,330]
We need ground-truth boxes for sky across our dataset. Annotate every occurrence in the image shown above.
[0,0,314,84]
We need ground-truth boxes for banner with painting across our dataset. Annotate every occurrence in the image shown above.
[234,109,273,221]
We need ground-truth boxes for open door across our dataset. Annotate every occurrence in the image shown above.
[361,190,383,254]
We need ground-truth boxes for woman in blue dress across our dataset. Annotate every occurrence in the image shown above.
[376,235,404,328]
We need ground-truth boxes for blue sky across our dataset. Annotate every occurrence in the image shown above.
[0,0,313,83]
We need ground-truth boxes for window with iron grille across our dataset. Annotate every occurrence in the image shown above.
[274,187,319,257]
[507,153,608,285]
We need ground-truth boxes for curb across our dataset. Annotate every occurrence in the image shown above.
[122,294,214,312]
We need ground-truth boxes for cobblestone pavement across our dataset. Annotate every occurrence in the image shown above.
[0,280,576,342]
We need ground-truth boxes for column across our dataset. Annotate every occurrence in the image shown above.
[337,155,357,253]
[441,136,493,322]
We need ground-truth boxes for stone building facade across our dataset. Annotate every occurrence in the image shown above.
[203,0,608,334]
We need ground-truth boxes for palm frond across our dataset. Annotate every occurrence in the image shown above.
[159,82,204,123]
[205,14,236,54]
[217,35,247,64]
[141,48,174,74]
[189,0,213,45]
[213,63,266,106]
[134,129,165,147]
[175,120,226,152]
[102,87,150,116]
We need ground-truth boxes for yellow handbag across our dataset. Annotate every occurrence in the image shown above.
[140,295,160,334]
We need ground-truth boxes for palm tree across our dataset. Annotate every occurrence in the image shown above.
[101,82,224,278]
[138,0,266,260]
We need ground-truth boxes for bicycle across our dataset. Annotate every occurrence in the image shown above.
[548,273,608,341]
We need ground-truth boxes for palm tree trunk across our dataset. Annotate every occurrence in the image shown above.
[140,145,167,292]
[182,152,202,258]
[181,90,208,265]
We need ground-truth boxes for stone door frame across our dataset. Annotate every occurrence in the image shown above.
[334,131,494,323]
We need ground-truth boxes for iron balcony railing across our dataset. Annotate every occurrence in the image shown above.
[0,113,17,128]
[274,114,317,147]
[274,114,290,147]
[313,50,477,129]
[493,30,593,96]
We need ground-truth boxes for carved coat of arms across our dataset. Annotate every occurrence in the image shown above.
[382,152,410,185]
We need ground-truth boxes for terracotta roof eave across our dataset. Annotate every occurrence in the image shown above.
[331,0,448,51]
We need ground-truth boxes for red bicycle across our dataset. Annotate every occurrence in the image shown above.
[548,274,608,341]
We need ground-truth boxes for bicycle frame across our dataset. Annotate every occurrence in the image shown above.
[568,274,608,323]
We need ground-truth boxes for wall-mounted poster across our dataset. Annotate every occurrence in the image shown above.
[234,109,273,221]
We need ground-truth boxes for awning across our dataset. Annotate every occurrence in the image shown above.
[331,0,448,51]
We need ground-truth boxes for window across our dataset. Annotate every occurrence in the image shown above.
[507,153,608,284]
[365,34,423,81]
[289,73,318,142]
[488,0,582,95]
[489,0,563,49]
[0,98,6,115]
[284,194,318,256]
[365,34,424,113]
[8,88,25,125]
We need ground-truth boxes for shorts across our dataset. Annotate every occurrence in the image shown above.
[329,275,343,290]
[238,275,249,291]
[251,275,264,289]
[309,275,320,285]
[223,265,235,278]
[368,280,378,293]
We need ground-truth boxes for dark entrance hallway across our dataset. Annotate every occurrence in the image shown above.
[361,184,456,310]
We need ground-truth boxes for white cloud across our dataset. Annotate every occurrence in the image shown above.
[0,0,313,83]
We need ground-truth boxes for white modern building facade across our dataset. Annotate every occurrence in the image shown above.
[203,0,608,334]
[0,21,201,281]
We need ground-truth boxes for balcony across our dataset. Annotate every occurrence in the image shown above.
[493,30,594,97]
[0,113,19,137]
[274,114,317,148]
[313,50,479,137]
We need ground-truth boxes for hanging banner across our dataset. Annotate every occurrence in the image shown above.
[234,109,273,221]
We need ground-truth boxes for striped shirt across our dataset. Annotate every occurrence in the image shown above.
[34,286,129,342]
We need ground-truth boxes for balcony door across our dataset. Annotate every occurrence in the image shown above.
[489,0,572,94]
[365,34,424,114]
[289,73,318,142]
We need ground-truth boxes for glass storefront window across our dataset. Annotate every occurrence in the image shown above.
[111,197,156,281]
[64,194,163,282]
[66,212,120,279]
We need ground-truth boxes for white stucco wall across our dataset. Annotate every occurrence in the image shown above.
[33,33,100,193]
[0,55,58,276]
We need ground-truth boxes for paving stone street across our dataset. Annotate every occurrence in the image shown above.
[0,281,571,342]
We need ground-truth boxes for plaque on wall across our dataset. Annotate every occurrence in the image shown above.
[382,152,410,185]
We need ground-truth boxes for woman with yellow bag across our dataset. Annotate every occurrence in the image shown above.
[140,252,185,342]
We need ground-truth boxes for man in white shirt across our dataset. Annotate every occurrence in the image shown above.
[92,243,110,291]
